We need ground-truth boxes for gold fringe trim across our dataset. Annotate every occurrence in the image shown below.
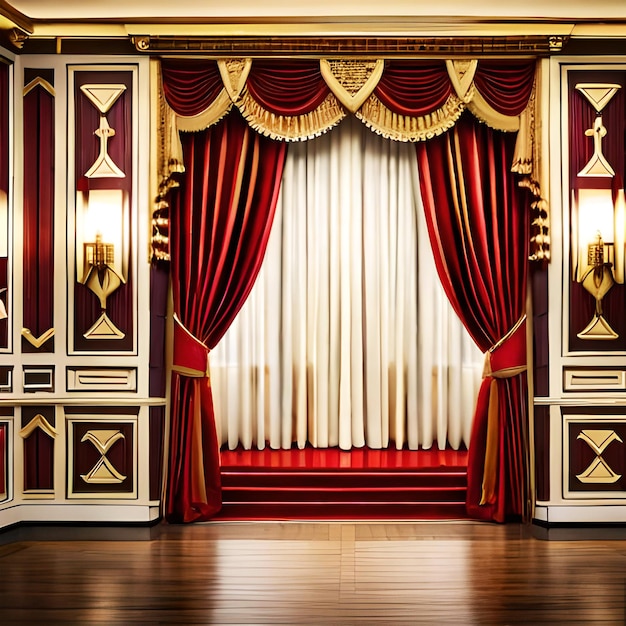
[236,86,346,141]
[466,91,520,133]
[356,92,465,142]
[176,91,232,133]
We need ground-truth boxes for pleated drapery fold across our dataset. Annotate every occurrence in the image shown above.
[166,112,286,522]
[417,115,531,522]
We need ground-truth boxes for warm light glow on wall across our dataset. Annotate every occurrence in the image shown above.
[76,189,126,281]
[578,188,615,246]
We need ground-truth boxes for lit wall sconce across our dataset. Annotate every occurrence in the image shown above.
[76,189,129,339]
[572,187,626,340]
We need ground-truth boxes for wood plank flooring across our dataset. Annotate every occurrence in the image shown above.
[1,521,626,624]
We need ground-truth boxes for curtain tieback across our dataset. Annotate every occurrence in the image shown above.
[482,315,527,380]
[480,315,527,506]
[172,313,210,378]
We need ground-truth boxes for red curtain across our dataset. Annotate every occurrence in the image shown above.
[166,112,286,522]
[245,60,331,116]
[374,60,452,115]
[417,114,530,522]
[161,58,224,117]
[160,58,537,523]
[473,60,536,116]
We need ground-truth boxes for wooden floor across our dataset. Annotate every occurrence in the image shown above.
[1,520,626,624]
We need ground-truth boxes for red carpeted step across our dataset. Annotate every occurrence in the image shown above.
[213,501,468,521]
[215,446,469,521]
[221,469,467,489]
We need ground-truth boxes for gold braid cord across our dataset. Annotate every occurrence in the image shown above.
[356,92,465,142]
[509,75,550,262]
[235,86,346,141]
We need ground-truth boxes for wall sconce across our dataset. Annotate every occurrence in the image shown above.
[572,187,626,340]
[76,189,129,339]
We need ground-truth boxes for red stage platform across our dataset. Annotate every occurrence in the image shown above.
[216,446,469,521]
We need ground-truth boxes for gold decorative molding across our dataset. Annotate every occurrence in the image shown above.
[23,77,56,98]
[578,429,622,456]
[576,429,623,484]
[132,35,564,56]
[8,27,28,48]
[19,414,58,439]
[0,0,33,36]
[577,456,621,483]
[21,327,55,349]
[320,59,383,114]
[83,312,126,339]
[80,84,127,179]
[80,429,126,484]
[576,83,621,178]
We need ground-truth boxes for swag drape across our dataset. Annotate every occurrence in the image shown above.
[166,112,286,522]
[417,115,530,522]
[159,57,542,523]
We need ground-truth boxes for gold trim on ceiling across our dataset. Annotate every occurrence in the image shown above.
[131,35,567,56]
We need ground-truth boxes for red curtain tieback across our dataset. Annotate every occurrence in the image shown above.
[482,316,527,379]
[172,313,210,378]
[480,315,526,506]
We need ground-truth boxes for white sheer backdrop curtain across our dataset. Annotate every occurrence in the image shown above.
[210,117,482,451]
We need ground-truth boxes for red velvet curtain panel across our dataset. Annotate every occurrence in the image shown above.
[417,114,530,522]
[374,60,452,115]
[166,112,286,522]
[161,58,224,116]
[473,60,536,116]
[245,60,331,115]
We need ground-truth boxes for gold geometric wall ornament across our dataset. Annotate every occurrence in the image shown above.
[23,77,55,98]
[80,455,126,484]
[576,456,621,484]
[576,83,621,113]
[83,312,126,340]
[575,83,621,178]
[217,58,252,102]
[80,83,127,179]
[21,327,55,349]
[80,429,127,484]
[320,59,384,113]
[578,116,615,177]
[577,429,622,455]
[576,429,623,484]
[19,414,58,439]
[446,59,478,104]
[80,84,127,117]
